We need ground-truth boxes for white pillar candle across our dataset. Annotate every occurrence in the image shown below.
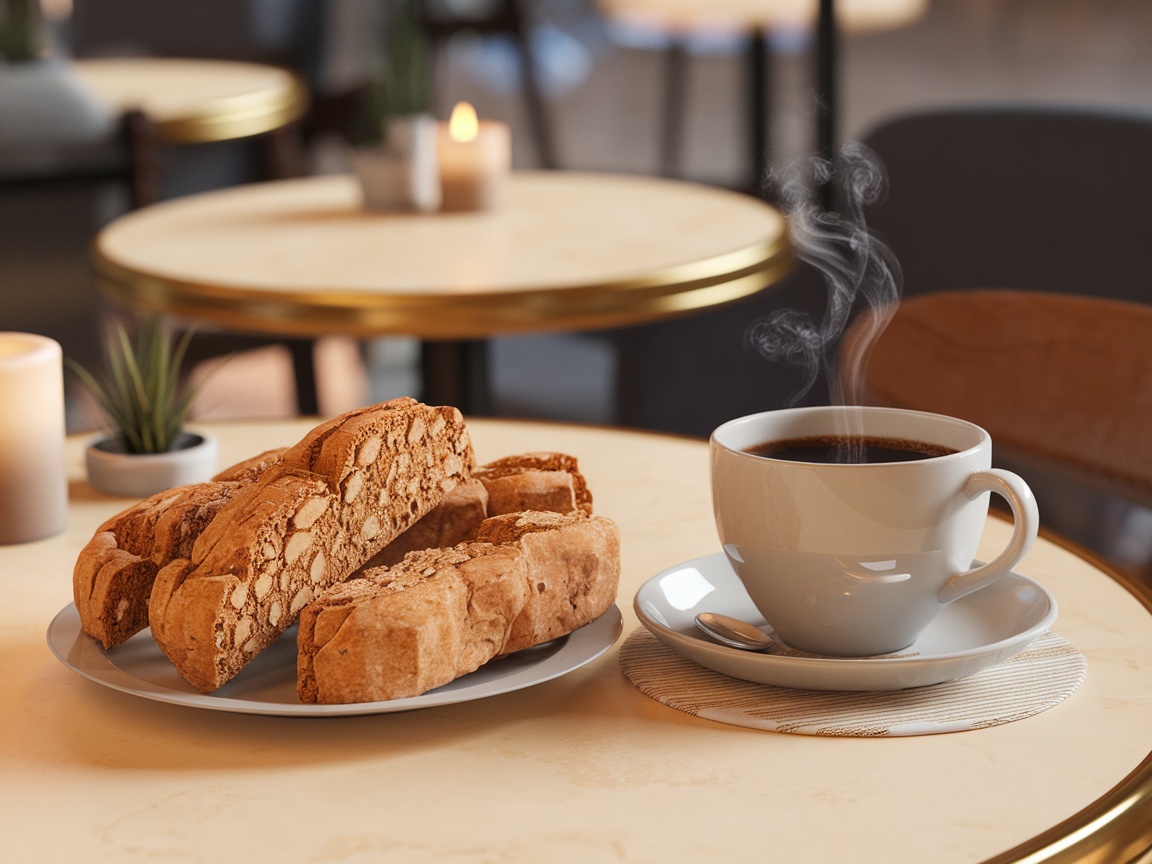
[0,333,68,544]
[437,102,511,212]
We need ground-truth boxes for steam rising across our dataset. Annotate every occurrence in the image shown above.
[750,143,903,408]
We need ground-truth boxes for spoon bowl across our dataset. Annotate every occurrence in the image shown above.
[694,612,775,652]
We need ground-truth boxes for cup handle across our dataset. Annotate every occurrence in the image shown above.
[938,469,1039,604]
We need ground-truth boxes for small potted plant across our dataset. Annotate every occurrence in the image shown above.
[0,0,39,63]
[68,317,218,498]
[348,0,441,212]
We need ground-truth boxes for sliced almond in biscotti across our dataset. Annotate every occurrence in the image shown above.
[362,478,489,569]
[149,398,474,693]
[297,510,619,704]
[72,447,289,650]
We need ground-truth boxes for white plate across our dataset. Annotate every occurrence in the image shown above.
[47,603,622,716]
[634,554,1057,691]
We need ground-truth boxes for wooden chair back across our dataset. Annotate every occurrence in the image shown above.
[846,289,1152,579]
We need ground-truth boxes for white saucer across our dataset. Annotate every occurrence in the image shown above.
[47,603,622,717]
[634,554,1057,691]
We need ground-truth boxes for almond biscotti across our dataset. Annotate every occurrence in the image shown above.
[297,510,620,704]
[73,483,241,649]
[366,451,592,568]
[149,398,474,693]
[473,452,593,516]
[72,448,288,650]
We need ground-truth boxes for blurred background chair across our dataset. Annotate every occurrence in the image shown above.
[0,94,155,396]
[858,104,1152,304]
[64,0,332,414]
[612,102,1152,439]
[846,289,1152,585]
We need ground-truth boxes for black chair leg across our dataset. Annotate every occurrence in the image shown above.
[287,338,320,416]
[660,41,688,177]
[511,8,559,169]
[420,340,492,416]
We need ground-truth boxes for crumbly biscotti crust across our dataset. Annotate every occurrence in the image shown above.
[475,512,620,653]
[149,398,474,693]
[297,544,528,703]
[212,448,288,483]
[473,453,593,515]
[297,510,619,704]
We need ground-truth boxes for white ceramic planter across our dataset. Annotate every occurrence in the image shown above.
[85,430,218,499]
[351,114,441,212]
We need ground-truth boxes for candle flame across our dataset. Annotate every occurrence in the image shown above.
[449,102,479,143]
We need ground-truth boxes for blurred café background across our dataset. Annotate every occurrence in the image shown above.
[4,1,1152,575]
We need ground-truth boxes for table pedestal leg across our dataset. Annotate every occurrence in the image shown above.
[420,340,492,416]
[288,338,319,416]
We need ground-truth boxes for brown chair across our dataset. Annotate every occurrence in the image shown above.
[846,289,1152,582]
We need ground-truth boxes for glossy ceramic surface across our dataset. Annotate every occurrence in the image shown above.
[710,406,1039,656]
[634,553,1056,691]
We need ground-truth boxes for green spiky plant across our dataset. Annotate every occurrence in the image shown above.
[0,0,42,63]
[67,318,199,455]
[352,0,433,146]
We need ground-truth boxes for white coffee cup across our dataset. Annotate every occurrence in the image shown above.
[710,406,1039,657]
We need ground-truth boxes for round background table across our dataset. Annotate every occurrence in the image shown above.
[93,170,792,412]
[72,57,308,144]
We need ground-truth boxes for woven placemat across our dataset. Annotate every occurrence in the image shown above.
[620,628,1086,737]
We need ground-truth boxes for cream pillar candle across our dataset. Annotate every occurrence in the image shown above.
[0,333,67,544]
[437,102,511,212]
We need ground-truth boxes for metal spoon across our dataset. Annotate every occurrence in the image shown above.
[694,612,775,652]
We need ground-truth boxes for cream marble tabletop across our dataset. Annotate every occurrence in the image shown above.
[3,417,1151,863]
[72,57,308,143]
[92,171,792,339]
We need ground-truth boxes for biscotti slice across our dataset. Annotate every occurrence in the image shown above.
[366,451,592,568]
[475,511,619,652]
[72,448,288,649]
[364,478,489,568]
[73,483,240,648]
[297,510,620,704]
[149,398,474,693]
[297,543,529,703]
[473,452,593,516]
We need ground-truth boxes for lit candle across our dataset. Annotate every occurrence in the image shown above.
[437,101,511,212]
[0,333,67,544]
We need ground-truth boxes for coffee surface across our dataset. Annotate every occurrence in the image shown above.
[748,435,957,464]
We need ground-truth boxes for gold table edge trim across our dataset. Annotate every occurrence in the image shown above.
[148,74,309,143]
[979,525,1152,864]
[92,237,795,338]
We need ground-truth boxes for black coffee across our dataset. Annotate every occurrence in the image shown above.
[748,435,957,464]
